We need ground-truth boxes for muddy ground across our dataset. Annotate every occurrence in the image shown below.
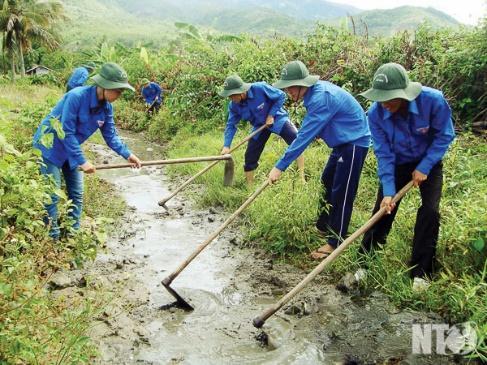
[47,131,466,365]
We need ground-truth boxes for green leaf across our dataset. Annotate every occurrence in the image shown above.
[0,134,21,156]
[471,238,485,252]
[0,283,12,296]
[140,47,149,65]
[49,117,65,140]
[39,132,54,148]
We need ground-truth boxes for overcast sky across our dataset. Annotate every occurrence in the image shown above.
[333,0,486,25]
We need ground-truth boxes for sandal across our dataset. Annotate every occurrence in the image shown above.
[310,244,335,260]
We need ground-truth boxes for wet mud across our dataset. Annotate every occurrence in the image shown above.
[48,131,465,365]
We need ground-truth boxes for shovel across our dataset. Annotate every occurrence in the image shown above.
[161,179,270,310]
[158,124,269,208]
[88,155,234,186]
[252,181,414,328]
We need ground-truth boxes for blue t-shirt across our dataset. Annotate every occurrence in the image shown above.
[368,86,455,196]
[223,82,289,147]
[141,82,163,104]
[33,86,131,168]
[276,80,370,171]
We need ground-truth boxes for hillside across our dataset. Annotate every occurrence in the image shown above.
[60,0,175,48]
[59,0,460,46]
[111,0,360,21]
[337,6,460,36]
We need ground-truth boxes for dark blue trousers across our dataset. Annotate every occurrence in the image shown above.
[316,143,368,247]
[244,121,298,171]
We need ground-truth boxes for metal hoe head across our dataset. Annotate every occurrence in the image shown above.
[158,201,169,210]
[161,277,194,311]
[223,155,235,186]
[252,317,265,329]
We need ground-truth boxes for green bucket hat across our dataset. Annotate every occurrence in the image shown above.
[273,60,319,89]
[81,61,96,72]
[360,63,422,102]
[219,75,251,97]
[141,78,150,85]
[91,62,134,92]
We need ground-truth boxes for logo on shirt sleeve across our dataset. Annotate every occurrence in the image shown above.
[416,127,430,134]
[97,120,105,127]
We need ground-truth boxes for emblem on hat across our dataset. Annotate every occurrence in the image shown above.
[374,73,388,83]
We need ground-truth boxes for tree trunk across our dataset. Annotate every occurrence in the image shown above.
[10,52,15,81]
[18,44,25,77]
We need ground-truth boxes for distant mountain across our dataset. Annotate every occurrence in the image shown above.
[336,6,460,36]
[59,0,461,46]
[107,0,360,36]
[112,0,360,21]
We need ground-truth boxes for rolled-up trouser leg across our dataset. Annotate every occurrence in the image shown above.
[244,128,271,172]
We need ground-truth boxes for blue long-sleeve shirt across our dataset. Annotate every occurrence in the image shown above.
[33,85,131,169]
[141,82,162,104]
[368,86,455,196]
[67,67,89,90]
[276,80,370,171]
[223,82,289,147]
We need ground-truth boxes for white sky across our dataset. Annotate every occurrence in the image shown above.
[333,0,486,25]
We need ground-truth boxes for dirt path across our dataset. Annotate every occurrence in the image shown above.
[48,131,462,365]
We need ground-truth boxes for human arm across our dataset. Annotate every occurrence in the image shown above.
[223,103,241,148]
[100,105,132,160]
[415,94,455,178]
[369,111,397,197]
[274,96,334,172]
[261,83,286,118]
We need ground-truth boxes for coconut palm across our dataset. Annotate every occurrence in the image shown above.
[0,0,65,78]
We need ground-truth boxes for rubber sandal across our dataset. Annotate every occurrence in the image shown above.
[310,244,335,260]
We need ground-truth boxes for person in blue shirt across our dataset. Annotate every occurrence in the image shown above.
[66,62,96,92]
[359,63,455,291]
[141,78,163,114]
[268,61,370,259]
[219,74,305,184]
[34,62,142,239]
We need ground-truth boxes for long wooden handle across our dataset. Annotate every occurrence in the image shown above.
[158,125,269,206]
[93,155,232,170]
[253,181,414,328]
[163,180,270,285]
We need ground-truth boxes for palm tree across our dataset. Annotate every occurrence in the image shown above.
[0,0,65,78]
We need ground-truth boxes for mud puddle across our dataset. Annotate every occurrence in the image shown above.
[50,131,463,364]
